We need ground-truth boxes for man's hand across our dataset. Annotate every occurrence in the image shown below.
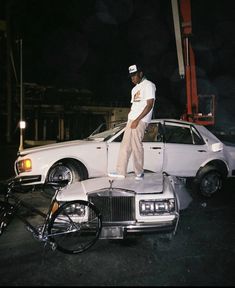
[131,98,155,129]
[131,119,139,129]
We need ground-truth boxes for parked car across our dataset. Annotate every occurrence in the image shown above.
[14,119,235,197]
[55,172,192,240]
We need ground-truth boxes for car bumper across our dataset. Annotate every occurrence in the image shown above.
[13,175,42,185]
[99,217,179,239]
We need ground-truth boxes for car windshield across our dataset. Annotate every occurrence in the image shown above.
[86,123,126,141]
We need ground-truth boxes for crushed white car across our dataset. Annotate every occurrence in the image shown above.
[56,172,192,239]
[14,119,235,197]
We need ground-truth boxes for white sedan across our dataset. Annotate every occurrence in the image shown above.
[14,119,235,197]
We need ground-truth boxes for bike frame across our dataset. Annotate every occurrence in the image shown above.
[0,177,102,254]
[1,178,68,244]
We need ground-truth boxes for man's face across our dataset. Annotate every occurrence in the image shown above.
[130,71,143,85]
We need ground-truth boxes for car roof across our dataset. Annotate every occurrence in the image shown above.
[150,118,202,127]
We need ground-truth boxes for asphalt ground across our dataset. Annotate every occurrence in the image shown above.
[0,144,235,286]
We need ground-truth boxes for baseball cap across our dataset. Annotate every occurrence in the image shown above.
[128,64,143,76]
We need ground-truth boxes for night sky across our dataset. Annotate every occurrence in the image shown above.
[1,0,235,129]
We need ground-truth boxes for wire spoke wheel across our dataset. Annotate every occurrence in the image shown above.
[43,164,74,198]
[43,161,88,199]
[48,165,73,184]
[48,200,102,254]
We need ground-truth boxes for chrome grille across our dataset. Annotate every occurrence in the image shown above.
[88,193,135,222]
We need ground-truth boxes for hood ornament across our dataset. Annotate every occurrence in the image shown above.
[109,179,114,190]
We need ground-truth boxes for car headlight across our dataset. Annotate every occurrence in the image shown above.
[16,159,32,173]
[64,203,86,217]
[139,199,175,216]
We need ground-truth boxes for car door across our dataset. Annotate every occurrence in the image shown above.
[106,130,124,173]
[162,121,208,176]
[107,122,164,173]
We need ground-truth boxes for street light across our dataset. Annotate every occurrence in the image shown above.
[19,120,26,151]
[18,38,25,152]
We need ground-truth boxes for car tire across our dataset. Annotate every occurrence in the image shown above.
[193,166,223,197]
[43,159,88,198]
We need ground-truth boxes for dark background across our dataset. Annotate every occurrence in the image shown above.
[0,3,235,284]
[1,0,235,141]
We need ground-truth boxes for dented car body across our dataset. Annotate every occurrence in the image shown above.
[55,173,192,239]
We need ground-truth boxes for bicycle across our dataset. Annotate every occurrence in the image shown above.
[0,177,102,254]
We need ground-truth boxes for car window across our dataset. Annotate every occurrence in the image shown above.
[164,123,204,145]
[87,123,126,141]
[143,123,162,142]
[164,125,191,144]
[191,126,205,145]
[113,123,163,143]
[113,132,124,142]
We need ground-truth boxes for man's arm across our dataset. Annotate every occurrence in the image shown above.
[131,98,155,129]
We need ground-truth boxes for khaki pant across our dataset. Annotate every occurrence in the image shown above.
[116,120,148,176]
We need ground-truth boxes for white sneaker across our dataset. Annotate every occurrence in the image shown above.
[135,172,144,180]
[108,172,125,178]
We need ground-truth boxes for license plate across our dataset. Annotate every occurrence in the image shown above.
[99,226,124,239]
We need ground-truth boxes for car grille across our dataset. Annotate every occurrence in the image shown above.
[88,190,135,222]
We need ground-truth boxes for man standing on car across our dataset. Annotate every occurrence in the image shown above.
[109,64,156,180]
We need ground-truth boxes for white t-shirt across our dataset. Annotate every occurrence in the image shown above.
[128,78,156,123]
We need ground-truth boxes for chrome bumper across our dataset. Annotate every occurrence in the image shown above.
[12,175,42,185]
[99,217,179,239]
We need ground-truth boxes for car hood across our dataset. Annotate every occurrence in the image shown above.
[57,173,165,201]
[18,139,98,156]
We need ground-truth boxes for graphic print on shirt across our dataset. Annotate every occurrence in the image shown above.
[133,90,141,102]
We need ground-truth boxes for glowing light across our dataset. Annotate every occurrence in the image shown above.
[19,121,26,129]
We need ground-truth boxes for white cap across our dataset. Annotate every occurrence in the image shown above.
[128,64,138,74]
[128,64,143,76]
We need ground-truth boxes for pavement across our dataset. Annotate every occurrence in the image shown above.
[0,144,235,286]
[0,179,235,286]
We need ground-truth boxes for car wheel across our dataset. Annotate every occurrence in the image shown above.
[43,160,88,198]
[194,166,223,197]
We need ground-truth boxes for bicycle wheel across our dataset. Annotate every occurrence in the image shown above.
[48,200,102,254]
